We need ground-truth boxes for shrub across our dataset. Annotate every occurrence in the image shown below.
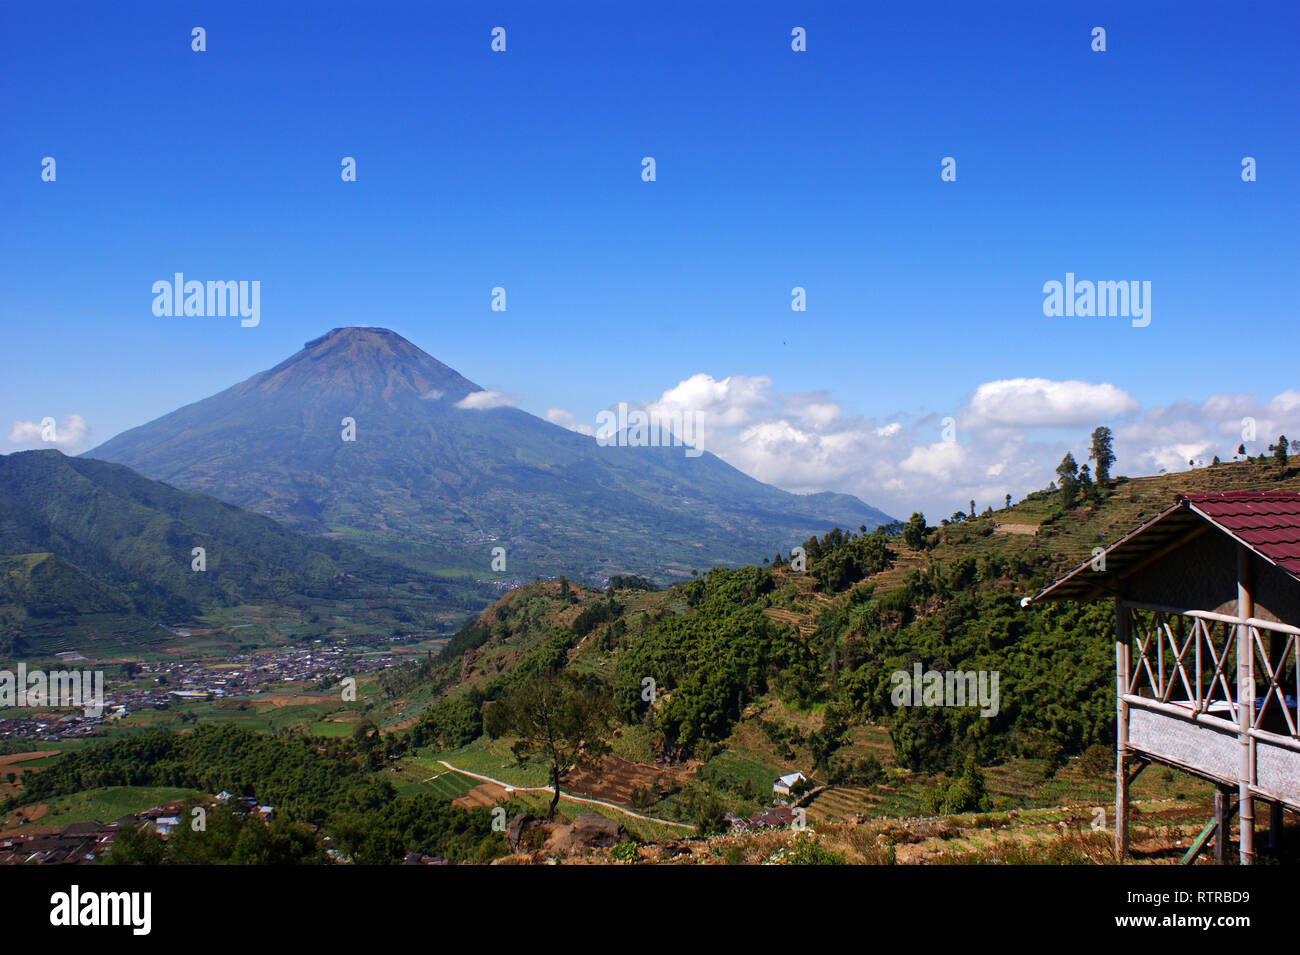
[610,840,638,862]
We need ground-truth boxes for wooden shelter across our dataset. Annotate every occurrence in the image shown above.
[1028,491,1300,864]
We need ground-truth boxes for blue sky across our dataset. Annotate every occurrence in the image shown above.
[3,1,1297,517]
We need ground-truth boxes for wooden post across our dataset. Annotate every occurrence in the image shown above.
[1116,600,1131,861]
[1237,546,1255,865]
[1214,787,1229,864]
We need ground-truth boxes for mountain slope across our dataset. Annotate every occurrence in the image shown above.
[0,449,487,654]
[394,461,1299,835]
[85,327,893,580]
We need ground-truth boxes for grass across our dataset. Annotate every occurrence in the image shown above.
[421,738,554,788]
[385,756,483,798]
[12,785,206,828]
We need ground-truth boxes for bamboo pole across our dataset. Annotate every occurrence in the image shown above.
[1237,546,1255,865]
[1214,787,1229,864]
[1116,600,1131,861]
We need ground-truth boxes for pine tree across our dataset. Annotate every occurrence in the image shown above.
[1056,453,1080,509]
[1270,436,1290,464]
[1089,427,1116,485]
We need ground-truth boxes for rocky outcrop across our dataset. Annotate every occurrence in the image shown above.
[504,811,629,856]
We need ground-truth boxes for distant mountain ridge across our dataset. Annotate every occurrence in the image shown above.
[85,327,894,581]
[0,449,479,655]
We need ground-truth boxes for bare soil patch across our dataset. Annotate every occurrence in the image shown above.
[453,783,510,809]
[994,523,1039,536]
[563,754,692,805]
[0,750,58,768]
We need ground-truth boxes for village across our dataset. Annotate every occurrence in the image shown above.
[0,643,402,743]
[0,791,280,865]
[0,789,458,866]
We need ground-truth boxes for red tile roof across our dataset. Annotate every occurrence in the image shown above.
[1180,491,1300,577]
[1032,490,1300,603]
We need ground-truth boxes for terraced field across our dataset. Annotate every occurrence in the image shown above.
[565,753,693,807]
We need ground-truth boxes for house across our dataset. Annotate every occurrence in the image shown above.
[142,802,186,837]
[724,807,798,831]
[168,689,210,702]
[752,807,797,828]
[0,822,118,865]
[401,851,452,865]
[1027,491,1300,865]
[772,771,807,804]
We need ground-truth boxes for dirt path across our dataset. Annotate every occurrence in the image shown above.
[435,760,695,830]
[0,750,59,767]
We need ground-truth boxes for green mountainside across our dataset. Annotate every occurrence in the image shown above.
[391,457,1299,826]
[0,449,493,656]
[9,458,1296,864]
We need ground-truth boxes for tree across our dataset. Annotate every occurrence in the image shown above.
[1056,453,1080,508]
[687,791,728,835]
[808,703,851,774]
[923,754,990,814]
[1088,427,1116,484]
[106,824,167,865]
[410,694,483,749]
[231,815,328,865]
[902,512,927,551]
[969,500,975,519]
[1004,493,1012,508]
[352,720,384,770]
[1270,436,1289,464]
[484,672,617,819]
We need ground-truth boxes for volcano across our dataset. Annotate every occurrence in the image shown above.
[85,328,893,581]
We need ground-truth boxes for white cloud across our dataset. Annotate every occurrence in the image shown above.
[544,408,594,435]
[1139,442,1218,474]
[900,441,968,482]
[1272,390,1300,414]
[8,414,91,451]
[455,390,518,410]
[786,396,841,429]
[967,378,1139,428]
[572,371,1300,522]
[649,373,772,428]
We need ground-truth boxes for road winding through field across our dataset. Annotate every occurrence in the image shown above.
[435,760,696,831]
